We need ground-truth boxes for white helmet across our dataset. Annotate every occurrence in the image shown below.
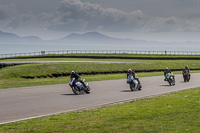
[70,71,75,75]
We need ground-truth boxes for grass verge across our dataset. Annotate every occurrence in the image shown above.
[1,70,200,89]
[0,87,199,132]
[1,57,200,89]
[0,72,164,89]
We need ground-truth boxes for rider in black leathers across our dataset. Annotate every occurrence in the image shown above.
[183,65,191,79]
[70,71,86,87]
[164,67,173,81]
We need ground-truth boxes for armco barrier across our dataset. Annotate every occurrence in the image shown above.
[1,50,200,59]
[2,55,200,60]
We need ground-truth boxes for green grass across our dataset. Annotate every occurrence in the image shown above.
[1,58,200,89]
[0,87,199,133]
[1,59,200,78]
[0,54,200,89]
[0,72,166,89]
[0,54,200,132]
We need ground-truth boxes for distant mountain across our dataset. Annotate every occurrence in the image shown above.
[0,30,164,45]
[1,30,200,46]
[62,32,114,40]
[54,31,138,44]
[0,31,42,43]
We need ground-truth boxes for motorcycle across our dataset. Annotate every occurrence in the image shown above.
[182,70,190,82]
[69,78,90,95]
[165,73,175,86]
[127,75,142,91]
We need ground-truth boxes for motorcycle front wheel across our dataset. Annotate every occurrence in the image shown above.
[184,76,187,82]
[72,86,80,95]
[130,83,134,91]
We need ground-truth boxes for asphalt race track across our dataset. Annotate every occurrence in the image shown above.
[0,73,200,124]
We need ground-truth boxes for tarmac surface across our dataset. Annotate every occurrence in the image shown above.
[0,73,200,125]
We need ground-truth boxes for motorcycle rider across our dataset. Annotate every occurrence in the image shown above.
[70,71,86,87]
[183,65,190,79]
[127,69,140,89]
[164,67,173,81]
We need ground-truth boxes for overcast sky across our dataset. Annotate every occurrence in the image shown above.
[0,0,200,42]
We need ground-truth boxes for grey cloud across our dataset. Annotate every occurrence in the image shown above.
[0,9,6,20]
[51,0,188,32]
[0,4,14,20]
[1,0,200,33]
[50,0,148,32]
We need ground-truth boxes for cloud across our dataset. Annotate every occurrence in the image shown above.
[0,9,6,20]
[1,0,200,34]
[0,3,15,21]
[48,0,200,33]
[49,0,147,32]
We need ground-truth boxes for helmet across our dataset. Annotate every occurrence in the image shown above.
[165,67,168,70]
[185,66,188,69]
[70,71,75,75]
[128,69,132,74]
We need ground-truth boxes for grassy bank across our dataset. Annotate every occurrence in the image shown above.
[1,57,200,89]
[0,87,199,132]
[1,59,200,78]
[0,54,200,132]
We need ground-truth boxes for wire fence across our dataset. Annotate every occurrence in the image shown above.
[1,50,200,58]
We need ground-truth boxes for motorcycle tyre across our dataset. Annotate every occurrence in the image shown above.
[130,83,134,91]
[85,86,90,94]
[183,75,190,82]
[72,86,80,95]
[138,84,142,90]
[187,77,190,82]
[184,76,187,82]
[169,80,173,86]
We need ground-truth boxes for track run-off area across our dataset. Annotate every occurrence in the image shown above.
[0,73,200,125]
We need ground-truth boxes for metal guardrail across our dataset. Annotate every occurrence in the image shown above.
[1,50,200,58]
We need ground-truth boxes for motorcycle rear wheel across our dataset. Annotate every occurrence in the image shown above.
[85,86,90,94]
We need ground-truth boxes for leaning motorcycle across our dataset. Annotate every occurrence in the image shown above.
[127,75,142,91]
[182,70,190,82]
[69,78,90,95]
[165,73,175,86]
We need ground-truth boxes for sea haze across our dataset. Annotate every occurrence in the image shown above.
[0,31,200,54]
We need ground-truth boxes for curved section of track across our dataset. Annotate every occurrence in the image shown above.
[0,73,200,124]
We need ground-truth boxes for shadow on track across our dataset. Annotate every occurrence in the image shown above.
[61,94,76,96]
[159,85,171,87]
[120,90,140,92]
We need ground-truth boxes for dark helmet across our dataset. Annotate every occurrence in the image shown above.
[128,69,132,74]
[70,71,75,75]
[185,66,188,69]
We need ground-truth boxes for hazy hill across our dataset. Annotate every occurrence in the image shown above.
[1,30,200,46]
[54,31,143,45]
[0,31,42,43]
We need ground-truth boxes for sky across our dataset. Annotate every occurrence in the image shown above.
[0,0,200,42]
